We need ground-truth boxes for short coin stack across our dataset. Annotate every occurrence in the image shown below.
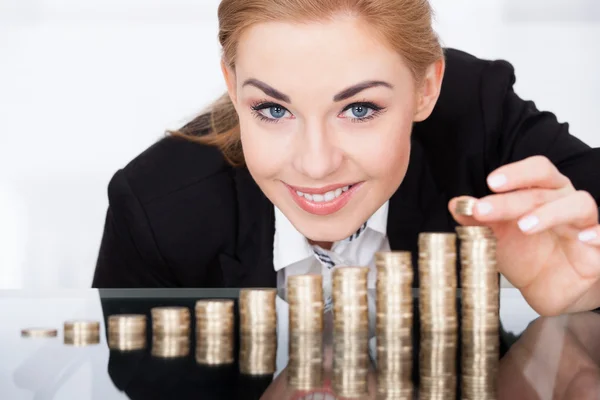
[287,333,323,390]
[456,226,500,399]
[107,314,147,351]
[418,233,458,332]
[455,198,476,216]
[332,267,369,332]
[239,289,277,375]
[375,252,413,335]
[287,274,324,333]
[419,331,458,400]
[195,300,234,365]
[64,321,100,346]
[377,331,413,399]
[151,307,191,358]
[332,333,370,398]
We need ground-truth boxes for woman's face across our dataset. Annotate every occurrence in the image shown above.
[223,16,443,242]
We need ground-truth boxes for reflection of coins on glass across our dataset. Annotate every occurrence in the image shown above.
[332,332,369,398]
[151,335,190,358]
[151,307,191,336]
[376,330,413,399]
[108,314,147,334]
[21,328,58,338]
[454,198,477,216]
[375,251,413,335]
[287,274,324,333]
[195,299,234,334]
[196,330,234,365]
[332,267,369,333]
[239,331,277,375]
[288,332,323,391]
[239,288,277,333]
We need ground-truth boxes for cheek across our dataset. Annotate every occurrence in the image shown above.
[239,118,288,181]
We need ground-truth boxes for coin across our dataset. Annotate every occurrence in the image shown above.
[108,314,147,334]
[332,267,369,332]
[151,307,191,336]
[376,251,413,335]
[195,299,235,334]
[108,334,146,351]
[287,332,323,390]
[239,288,277,333]
[288,274,324,333]
[455,198,477,216]
[195,330,234,365]
[20,328,58,338]
[239,331,277,375]
[332,332,370,398]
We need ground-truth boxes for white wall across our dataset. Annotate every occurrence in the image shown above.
[1,0,598,289]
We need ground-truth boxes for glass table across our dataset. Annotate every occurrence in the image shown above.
[1,288,599,399]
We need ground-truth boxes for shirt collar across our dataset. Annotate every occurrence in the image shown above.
[272,201,390,272]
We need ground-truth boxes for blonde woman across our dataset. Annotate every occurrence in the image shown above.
[93,0,600,317]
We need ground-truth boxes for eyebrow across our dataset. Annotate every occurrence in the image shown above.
[241,79,394,104]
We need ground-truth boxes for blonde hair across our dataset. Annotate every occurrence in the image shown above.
[170,0,443,166]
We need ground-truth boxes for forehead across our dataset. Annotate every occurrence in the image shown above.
[234,17,409,92]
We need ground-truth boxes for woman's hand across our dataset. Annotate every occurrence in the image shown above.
[449,155,600,316]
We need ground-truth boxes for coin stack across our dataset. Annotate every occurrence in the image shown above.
[288,274,324,333]
[107,314,147,351]
[455,198,476,216]
[151,307,191,358]
[287,333,323,390]
[375,252,413,335]
[239,289,277,333]
[332,332,370,398]
[239,331,277,375]
[332,267,369,333]
[377,331,413,399]
[64,321,100,346]
[195,299,235,365]
[456,226,499,399]
[21,328,58,338]
[418,233,458,332]
[419,331,457,400]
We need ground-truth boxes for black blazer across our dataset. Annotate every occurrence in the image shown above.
[92,49,600,289]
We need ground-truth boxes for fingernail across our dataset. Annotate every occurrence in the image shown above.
[579,229,598,242]
[518,216,539,232]
[488,174,507,189]
[476,201,493,216]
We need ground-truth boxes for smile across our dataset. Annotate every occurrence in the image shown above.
[285,182,363,216]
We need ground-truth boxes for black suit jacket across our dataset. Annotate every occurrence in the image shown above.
[92,49,600,289]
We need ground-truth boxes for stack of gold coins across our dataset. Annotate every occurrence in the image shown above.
[239,289,277,333]
[287,333,323,390]
[454,198,476,216]
[375,252,413,335]
[332,332,369,398]
[107,314,147,351]
[332,267,369,332]
[194,299,235,365]
[419,331,458,400]
[151,307,191,358]
[456,226,499,399]
[377,331,413,399]
[418,233,458,332]
[239,330,277,375]
[64,321,100,346]
[287,274,324,333]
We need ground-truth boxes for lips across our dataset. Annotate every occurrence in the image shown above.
[285,182,363,216]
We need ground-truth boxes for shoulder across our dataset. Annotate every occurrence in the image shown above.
[113,135,233,206]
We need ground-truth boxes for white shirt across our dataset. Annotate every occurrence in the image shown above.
[273,201,390,311]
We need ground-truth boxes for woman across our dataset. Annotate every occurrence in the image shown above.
[92,0,600,317]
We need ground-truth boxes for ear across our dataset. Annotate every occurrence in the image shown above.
[413,57,445,122]
[221,59,239,108]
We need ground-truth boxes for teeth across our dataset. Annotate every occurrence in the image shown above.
[296,191,304,196]
[335,188,342,197]
[303,193,313,201]
[296,185,351,203]
[342,185,349,192]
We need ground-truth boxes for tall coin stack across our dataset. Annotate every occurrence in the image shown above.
[332,333,370,398]
[375,252,413,335]
[456,226,499,399]
[332,267,369,333]
[195,300,234,365]
[64,320,100,346]
[377,331,413,399]
[418,233,458,332]
[287,333,323,390]
[151,307,191,358]
[288,274,324,333]
[419,331,457,400]
[107,314,147,351]
[239,288,277,375]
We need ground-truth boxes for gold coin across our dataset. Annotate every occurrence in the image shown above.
[108,314,147,334]
[20,328,58,338]
[454,198,477,216]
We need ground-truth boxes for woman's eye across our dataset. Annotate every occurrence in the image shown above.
[251,102,292,122]
[340,102,382,121]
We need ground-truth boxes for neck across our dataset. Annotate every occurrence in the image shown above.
[308,239,333,250]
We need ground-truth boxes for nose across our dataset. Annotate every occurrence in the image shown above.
[292,121,343,180]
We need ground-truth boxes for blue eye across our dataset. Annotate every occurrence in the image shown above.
[251,101,291,123]
[340,102,384,122]
[269,105,286,119]
[350,105,369,118]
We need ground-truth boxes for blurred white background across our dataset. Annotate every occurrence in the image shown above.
[1,0,599,289]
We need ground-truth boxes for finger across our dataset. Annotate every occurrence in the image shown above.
[578,226,600,246]
[487,156,573,193]
[471,188,565,223]
[516,191,599,235]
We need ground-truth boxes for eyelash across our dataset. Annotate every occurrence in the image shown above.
[250,99,386,124]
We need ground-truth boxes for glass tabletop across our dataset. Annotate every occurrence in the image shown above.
[1,288,599,399]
